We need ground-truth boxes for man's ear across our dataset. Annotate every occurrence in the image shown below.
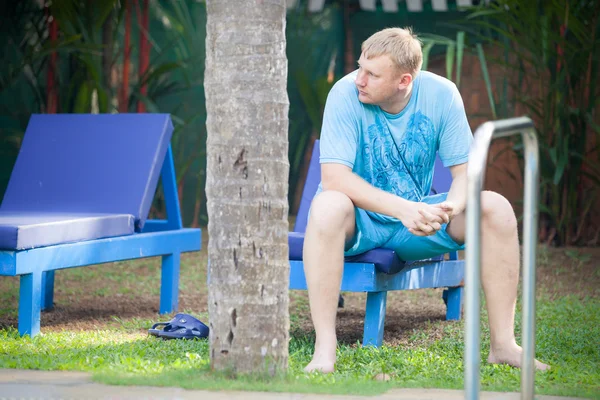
[398,73,413,89]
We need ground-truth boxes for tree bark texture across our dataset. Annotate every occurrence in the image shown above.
[205,0,290,375]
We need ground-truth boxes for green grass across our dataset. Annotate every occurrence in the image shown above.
[0,295,598,398]
[0,246,598,398]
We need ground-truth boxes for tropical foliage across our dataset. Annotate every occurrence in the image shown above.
[421,0,600,245]
[2,0,598,244]
[0,0,206,225]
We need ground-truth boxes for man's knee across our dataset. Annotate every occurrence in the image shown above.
[308,190,355,236]
[481,191,517,234]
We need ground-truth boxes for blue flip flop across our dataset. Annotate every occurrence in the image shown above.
[151,313,209,340]
[148,314,179,337]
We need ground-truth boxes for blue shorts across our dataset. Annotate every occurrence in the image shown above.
[344,193,465,261]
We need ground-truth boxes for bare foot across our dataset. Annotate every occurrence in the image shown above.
[304,351,336,373]
[304,359,335,373]
[488,344,550,371]
[304,336,337,373]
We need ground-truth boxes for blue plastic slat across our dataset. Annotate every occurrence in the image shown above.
[160,252,181,314]
[372,261,464,291]
[141,145,183,233]
[290,259,464,292]
[0,252,16,275]
[142,220,172,233]
[2,229,200,275]
[41,270,55,310]
[363,291,387,347]
[19,272,42,336]
[161,146,183,230]
[445,286,463,320]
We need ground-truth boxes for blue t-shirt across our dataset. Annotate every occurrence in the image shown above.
[319,70,472,202]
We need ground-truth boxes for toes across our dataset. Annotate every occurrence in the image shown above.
[488,351,550,371]
[304,362,335,374]
[535,360,551,371]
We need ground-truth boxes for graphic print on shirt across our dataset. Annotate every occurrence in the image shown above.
[362,111,435,201]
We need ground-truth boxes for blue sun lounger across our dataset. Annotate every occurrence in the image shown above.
[0,114,201,337]
[289,140,464,347]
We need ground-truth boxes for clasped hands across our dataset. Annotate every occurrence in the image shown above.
[399,201,455,237]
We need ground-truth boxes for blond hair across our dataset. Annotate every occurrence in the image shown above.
[361,27,423,76]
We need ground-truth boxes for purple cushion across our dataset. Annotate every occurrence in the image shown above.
[0,114,173,231]
[288,231,406,275]
[0,211,134,250]
[431,156,453,194]
[293,142,321,233]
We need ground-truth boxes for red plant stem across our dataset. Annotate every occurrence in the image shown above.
[120,0,131,112]
[136,0,150,113]
[192,199,201,228]
[178,182,184,207]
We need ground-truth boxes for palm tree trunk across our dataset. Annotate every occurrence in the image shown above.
[204,0,290,375]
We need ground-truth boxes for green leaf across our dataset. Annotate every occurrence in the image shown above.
[537,202,553,215]
[94,0,119,30]
[418,33,456,46]
[421,42,434,71]
[135,93,161,113]
[465,8,505,20]
[140,62,184,87]
[455,32,465,89]
[95,85,109,113]
[548,147,557,165]
[73,82,91,114]
[445,44,455,81]
[476,44,497,119]
[552,158,567,186]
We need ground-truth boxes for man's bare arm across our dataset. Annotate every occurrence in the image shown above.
[322,163,449,233]
[433,162,468,220]
[322,163,407,216]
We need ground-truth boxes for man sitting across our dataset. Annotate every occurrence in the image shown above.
[302,27,550,373]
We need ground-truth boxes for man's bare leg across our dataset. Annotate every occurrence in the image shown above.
[303,191,356,373]
[447,191,549,370]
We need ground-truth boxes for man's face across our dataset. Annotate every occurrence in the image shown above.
[354,53,408,106]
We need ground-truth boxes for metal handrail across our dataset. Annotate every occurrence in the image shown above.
[465,117,539,400]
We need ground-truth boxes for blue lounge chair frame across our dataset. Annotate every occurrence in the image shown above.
[0,116,201,337]
[289,140,464,347]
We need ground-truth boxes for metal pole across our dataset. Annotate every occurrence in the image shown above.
[465,117,539,400]
[520,127,539,399]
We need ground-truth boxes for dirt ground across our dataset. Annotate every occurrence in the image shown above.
[1,245,598,346]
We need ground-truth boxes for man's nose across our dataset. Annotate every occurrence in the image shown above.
[355,71,366,87]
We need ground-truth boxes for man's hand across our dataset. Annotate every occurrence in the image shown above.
[397,201,450,237]
[434,201,456,221]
